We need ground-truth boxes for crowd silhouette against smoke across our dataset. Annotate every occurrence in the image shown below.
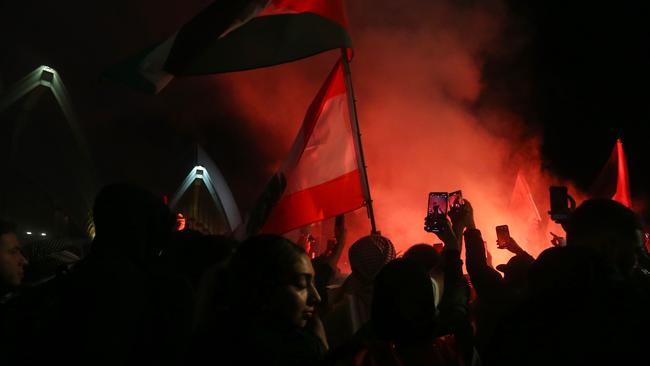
[2,0,650,365]
[213,0,571,266]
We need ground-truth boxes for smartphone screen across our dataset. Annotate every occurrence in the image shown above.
[496,225,510,247]
[428,192,448,216]
[449,190,463,210]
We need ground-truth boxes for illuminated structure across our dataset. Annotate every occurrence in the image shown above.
[0,66,96,238]
[169,145,241,235]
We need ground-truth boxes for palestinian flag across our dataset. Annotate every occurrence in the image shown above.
[105,0,352,94]
[253,59,366,235]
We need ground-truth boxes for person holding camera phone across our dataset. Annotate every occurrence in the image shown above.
[460,201,534,362]
[422,198,480,366]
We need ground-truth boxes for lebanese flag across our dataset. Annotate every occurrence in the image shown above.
[260,59,366,234]
[105,0,352,94]
[590,139,632,208]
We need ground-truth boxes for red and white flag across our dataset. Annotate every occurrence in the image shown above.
[261,59,366,234]
[590,139,632,208]
[508,170,545,250]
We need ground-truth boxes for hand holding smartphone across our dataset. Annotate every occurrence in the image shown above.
[548,186,576,223]
[425,192,448,233]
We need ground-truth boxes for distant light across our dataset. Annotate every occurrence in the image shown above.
[40,233,47,237]
[41,69,55,83]
[176,213,186,231]
[191,166,207,180]
[26,232,32,235]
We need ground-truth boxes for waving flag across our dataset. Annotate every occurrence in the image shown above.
[590,139,632,208]
[105,0,352,93]
[259,59,366,234]
[508,170,545,252]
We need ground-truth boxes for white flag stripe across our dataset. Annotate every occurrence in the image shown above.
[139,32,178,93]
[284,94,357,194]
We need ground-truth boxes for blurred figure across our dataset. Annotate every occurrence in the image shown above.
[403,244,443,308]
[190,234,326,366]
[0,220,28,363]
[489,199,650,365]
[44,183,193,366]
[324,234,396,350]
[0,221,27,294]
[340,234,396,326]
[164,230,238,331]
[566,198,646,279]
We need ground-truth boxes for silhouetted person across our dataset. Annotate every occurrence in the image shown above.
[0,221,27,296]
[489,199,650,365]
[164,231,238,331]
[465,230,533,358]
[340,235,396,326]
[328,256,466,366]
[0,220,31,365]
[403,244,443,308]
[566,199,648,286]
[46,184,193,366]
[190,235,326,366]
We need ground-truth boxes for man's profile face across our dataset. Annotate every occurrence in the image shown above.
[0,233,27,287]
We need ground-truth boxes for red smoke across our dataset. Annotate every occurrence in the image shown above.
[212,0,580,268]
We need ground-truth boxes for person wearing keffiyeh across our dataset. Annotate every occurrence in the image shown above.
[340,235,396,328]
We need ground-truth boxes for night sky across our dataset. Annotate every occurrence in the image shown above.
[1,0,649,229]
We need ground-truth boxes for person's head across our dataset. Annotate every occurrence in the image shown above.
[566,199,643,275]
[372,258,437,344]
[167,231,237,288]
[0,221,28,288]
[92,183,174,262]
[528,246,609,301]
[496,254,534,287]
[403,243,442,276]
[348,234,396,283]
[229,235,320,330]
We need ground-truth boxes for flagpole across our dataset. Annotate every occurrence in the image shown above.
[340,49,378,235]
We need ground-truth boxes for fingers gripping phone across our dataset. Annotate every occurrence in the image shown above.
[425,192,448,233]
[496,225,510,248]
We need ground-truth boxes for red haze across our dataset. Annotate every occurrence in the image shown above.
[211,0,580,268]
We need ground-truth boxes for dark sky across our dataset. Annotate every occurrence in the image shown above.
[1,0,649,224]
[479,1,650,214]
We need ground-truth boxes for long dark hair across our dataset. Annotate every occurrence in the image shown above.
[371,258,437,344]
[228,234,306,310]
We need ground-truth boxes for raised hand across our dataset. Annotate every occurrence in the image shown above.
[550,232,566,247]
[497,236,526,255]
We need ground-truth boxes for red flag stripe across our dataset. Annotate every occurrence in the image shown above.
[261,170,364,234]
[613,139,632,208]
[260,0,349,29]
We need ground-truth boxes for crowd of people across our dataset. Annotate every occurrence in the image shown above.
[1,183,650,365]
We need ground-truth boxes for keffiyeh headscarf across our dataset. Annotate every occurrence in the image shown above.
[348,235,396,282]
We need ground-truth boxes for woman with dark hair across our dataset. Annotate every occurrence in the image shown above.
[190,234,327,366]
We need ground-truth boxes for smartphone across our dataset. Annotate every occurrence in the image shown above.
[549,186,574,222]
[496,225,510,248]
[449,190,463,212]
[425,192,448,233]
[427,192,448,216]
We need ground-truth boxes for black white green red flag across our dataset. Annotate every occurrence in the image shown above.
[105,0,352,93]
